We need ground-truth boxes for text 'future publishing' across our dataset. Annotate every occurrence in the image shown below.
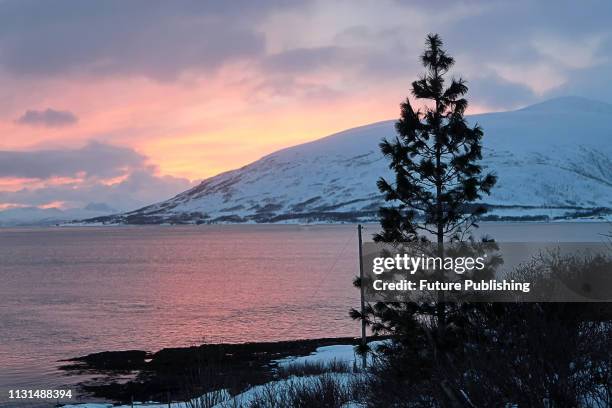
[373,279,531,293]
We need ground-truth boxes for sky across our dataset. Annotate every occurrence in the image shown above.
[1,0,612,213]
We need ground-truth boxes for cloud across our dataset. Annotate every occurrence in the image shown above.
[0,0,298,80]
[263,47,348,74]
[253,2,610,110]
[0,142,193,211]
[0,0,610,109]
[433,2,612,101]
[15,108,78,127]
[0,141,145,179]
[0,170,193,212]
[466,74,536,110]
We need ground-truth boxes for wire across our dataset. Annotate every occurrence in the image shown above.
[274,228,357,338]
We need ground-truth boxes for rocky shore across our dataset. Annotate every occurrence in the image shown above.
[59,336,381,404]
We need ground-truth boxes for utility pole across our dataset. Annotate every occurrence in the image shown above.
[358,224,367,368]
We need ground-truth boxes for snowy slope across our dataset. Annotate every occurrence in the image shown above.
[89,97,612,224]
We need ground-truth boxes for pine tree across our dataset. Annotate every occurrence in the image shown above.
[352,34,497,406]
[375,33,496,245]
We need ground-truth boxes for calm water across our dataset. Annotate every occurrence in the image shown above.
[0,223,609,402]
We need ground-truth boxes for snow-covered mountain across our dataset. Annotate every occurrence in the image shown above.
[86,97,612,224]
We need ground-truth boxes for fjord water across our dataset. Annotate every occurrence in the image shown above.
[0,223,609,397]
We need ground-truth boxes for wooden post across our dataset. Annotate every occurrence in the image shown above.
[358,224,367,369]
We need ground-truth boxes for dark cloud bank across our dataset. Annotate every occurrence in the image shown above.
[0,141,143,179]
[1,1,611,105]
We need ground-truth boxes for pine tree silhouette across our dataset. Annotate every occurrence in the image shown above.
[352,34,497,406]
[375,33,496,244]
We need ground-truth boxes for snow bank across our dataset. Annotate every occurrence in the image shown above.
[274,340,386,368]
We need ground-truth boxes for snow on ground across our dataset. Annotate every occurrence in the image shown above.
[62,376,361,408]
[209,373,362,408]
[275,344,358,367]
[274,340,386,368]
[62,374,365,408]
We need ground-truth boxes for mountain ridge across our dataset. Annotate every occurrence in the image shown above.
[82,97,612,225]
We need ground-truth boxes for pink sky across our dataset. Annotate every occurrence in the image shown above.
[0,1,609,212]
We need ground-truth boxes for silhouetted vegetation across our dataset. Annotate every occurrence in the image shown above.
[351,34,611,407]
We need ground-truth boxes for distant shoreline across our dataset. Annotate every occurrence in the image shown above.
[0,218,608,229]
